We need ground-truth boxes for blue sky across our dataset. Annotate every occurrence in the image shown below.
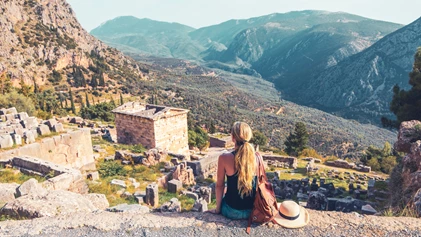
[67,0,421,31]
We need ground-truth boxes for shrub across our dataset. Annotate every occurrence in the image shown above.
[98,160,127,178]
[80,102,116,121]
[299,148,322,159]
[0,91,36,116]
[367,157,381,171]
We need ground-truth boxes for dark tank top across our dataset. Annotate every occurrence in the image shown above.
[224,151,257,210]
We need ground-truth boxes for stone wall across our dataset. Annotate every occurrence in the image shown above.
[115,113,156,147]
[0,129,95,171]
[262,155,298,169]
[154,113,189,155]
[188,154,218,180]
[209,135,234,148]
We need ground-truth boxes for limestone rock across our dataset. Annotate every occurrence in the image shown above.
[185,191,199,200]
[37,124,51,136]
[159,198,181,213]
[192,198,208,212]
[172,162,195,186]
[45,119,57,130]
[70,117,83,124]
[11,133,22,145]
[168,179,182,193]
[361,204,377,215]
[106,204,149,213]
[0,183,19,204]
[134,191,146,204]
[23,130,35,144]
[199,186,212,204]
[414,189,421,217]
[306,191,328,211]
[145,183,159,207]
[16,178,48,198]
[394,120,421,153]
[0,190,99,219]
[52,123,64,133]
[110,179,127,188]
[83,193,109,210]
[0,134,13,148]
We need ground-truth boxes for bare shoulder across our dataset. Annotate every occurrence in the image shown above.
[218,151,234,162]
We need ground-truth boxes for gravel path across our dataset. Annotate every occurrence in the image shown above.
[1,210,420,237]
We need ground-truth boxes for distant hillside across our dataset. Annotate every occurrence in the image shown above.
[90,11,403,124]
[127,56,397,158]
[91,16,204,60]
[0,0,146,88]
[296,17,421,123]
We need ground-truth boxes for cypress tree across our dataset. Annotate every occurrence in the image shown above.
[91,75,98,89]
[285,122,309,156]
[69,89,76,114]
[120,93,124,105]
[110,95,116,107]
[85,92,91,108]
[98,72,105,87]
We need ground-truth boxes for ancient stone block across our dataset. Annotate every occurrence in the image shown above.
[159,198,181,212]
[83,193,109,210]
[16,179,48,198]
[0,108,6,115]
[37,124,51,136]
[70,117,83,124]
[110,179,127,188]
[185,191,199,200]
[145,183,159,207]
[168,179,182,193]
[6,107,17,115]
[45,119,57,130]
[16,112,28,120]
[361,204,377,215]
[87,171,99,181]
[199,186,212,204]
[11,133,22,145]
[0,134,13,148]
[172,163,195,186]
[134,191,146,204]
[192,198,208,212]
[52,123,64,133]
[0,183,19,204]
[5,114,14,121]
[20,117,39,129]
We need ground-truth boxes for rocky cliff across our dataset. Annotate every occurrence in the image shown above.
[393,120,421,217]
[299,17,421,123]
[0,0,146,86]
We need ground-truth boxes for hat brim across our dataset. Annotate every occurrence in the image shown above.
[273,204,310,229]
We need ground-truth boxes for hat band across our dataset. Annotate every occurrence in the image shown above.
[279,211,300,221]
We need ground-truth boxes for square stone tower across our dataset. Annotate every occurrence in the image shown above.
[112,102,189,155]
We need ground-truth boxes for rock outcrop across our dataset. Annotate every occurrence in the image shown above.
[0,0,146,86]
[393,120,421,217]
[0,179,109,219]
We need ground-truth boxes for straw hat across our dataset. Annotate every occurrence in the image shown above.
[273,200,310,228]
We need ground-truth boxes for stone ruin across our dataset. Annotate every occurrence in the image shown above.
[0,156,108,219]
[0,107,63,148]
[393,120,421,217]
[112,102,189,157]
[209,134,234,148]
[262,154,298,169]
[267,172,378,215]
[114,148,168,166]
[325,159,371,173]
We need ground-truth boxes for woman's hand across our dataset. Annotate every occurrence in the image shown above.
[207,209,221,215]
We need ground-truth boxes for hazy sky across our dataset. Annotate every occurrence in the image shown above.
[67,0,421,31]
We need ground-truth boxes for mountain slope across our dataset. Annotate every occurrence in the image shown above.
[0,0,146,87]
[253,20,401,89]
[91,16,204,60]
[296,17,421,123]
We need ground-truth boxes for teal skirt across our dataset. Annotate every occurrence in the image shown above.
[221,198,252,220]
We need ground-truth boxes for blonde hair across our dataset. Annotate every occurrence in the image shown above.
[231,122,256,198]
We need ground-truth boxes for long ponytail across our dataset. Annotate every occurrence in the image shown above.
[231,122,256,198]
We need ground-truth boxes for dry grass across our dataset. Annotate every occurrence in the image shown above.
[0,168,45,184]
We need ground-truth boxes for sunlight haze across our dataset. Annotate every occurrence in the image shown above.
[67,0,421,31]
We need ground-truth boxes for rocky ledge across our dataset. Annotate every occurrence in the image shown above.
[0,209,420,237]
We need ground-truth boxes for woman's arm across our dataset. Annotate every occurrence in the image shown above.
[215,154,226,213]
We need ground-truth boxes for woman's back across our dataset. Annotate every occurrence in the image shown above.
[223,151,256,210]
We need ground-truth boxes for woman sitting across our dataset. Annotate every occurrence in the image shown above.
[213,121,257,219]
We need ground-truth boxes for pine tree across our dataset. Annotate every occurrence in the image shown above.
[69,89,76,114]
[285,122,309,156]
[384,48,421,127]
[85,92,91,108]
[120,93,124,105]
